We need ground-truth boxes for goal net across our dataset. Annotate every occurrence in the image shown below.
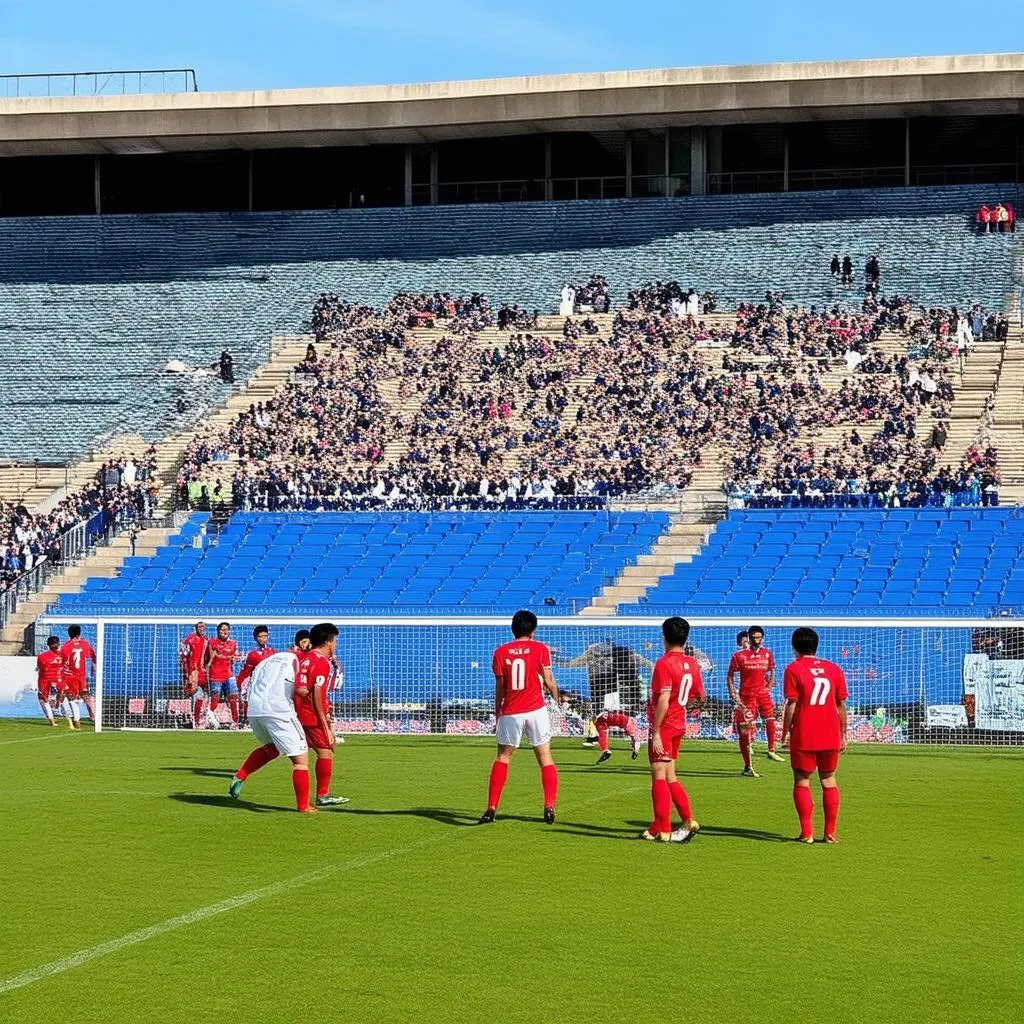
[33,615,1024,745]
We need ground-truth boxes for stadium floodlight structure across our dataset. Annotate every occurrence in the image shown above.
[33,614,1024,745]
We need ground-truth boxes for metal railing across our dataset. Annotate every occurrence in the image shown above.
[913,163,1018,186]
[788,166,906,190]
[708,170,786,195]
[413,173,692,205]
[0,69,199,99]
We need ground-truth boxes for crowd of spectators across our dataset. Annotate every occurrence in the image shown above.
[176,284,1003,513]
[626,282,718,317]
[1,449,158,598]
[559,276,610,315]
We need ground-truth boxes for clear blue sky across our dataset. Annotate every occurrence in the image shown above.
[2,0,1023,91]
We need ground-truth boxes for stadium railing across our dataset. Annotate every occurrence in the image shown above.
[35,613,1024,745]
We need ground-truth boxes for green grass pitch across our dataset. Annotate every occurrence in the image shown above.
[0,719,1021,1024]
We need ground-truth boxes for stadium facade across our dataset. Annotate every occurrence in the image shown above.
[0,53,1021,215]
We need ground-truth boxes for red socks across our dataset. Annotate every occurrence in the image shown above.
[193,698,204,729]
[228,695,240,724]
[595,716,610,752]
[237,743,278,781]
[315,757,333,799]
[739,730,752,769]
[210,693,220,712]
[793,785,814,838]
[765,718,777,752]
[596,713,637,752]
[823,786,840,837]
[541,764,558,809]
[292,767,311,811]
[668,781,692,824]
[650,779,671,835]
[487,760,509,811]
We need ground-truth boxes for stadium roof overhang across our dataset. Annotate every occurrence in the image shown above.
[0,53,1022,158]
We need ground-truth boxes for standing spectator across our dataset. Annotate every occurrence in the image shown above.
[841,256,853,285]
[219,349,235,384]
[977,204,992,233]
[830,255,841,279]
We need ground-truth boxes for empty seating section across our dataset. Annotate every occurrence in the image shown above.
[0,183,1018,460]
[626,508,1024,615]
[54,511,670,613]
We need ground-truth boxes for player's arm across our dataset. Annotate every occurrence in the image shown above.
[202,642,214,673]
[554,650,590,668]
[493,672,505,720]
[312,674,333,744]
[541,665,559,705]
[837,698,848,753]
[649,688,670,756]
[781,698,797,746]
[780,666,798,745]
[765,650,775,688]
[726,656,741,706]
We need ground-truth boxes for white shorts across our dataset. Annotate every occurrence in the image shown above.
[496,707,552,749]
[249,714,308,758]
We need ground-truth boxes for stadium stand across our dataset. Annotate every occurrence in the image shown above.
[51,510,670,613]
[620,508,1024,616]
[0,183,1019,462]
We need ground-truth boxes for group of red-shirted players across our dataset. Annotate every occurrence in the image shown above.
[479,612,849,844]
[35,626,97,731]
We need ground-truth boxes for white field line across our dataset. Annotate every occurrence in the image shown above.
[0,780,641,997]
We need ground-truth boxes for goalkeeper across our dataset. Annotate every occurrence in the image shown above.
[554,639,651,763]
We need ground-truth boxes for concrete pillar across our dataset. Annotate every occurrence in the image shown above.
[625,133,633,198]
[94,156,102,214]
[247,152,254,212]
[429,146,438,205]
[905,117,911,186]
[690,127,707,196]
[404,146,413,206]
[544,136,553,201]
[783,134,790,192]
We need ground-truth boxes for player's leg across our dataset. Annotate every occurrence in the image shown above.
[289,752,316,812]
[230,716,281,797]
[594,712,612,763]
[59,694,77,729]
[734,705,758,776]
[481,713,521,822]
[818,752,841,842]
[310,733,350,806]
[206,685,222,729]
[81,687,96,721]
[225,680,240,728]
[38,686,56,726]
[665,749,699,841]
[524,707,557,821]
[790,750,816,842]
[760,693,783,760]
[643,758,673,841]
[66,692,82,730]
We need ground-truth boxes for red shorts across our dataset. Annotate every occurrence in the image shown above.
[735,691,775,724]
[790,749,840,774]
[38,683,55,701]
[304,724,333,751]
[648,726,684,764]
[62,679,84,699]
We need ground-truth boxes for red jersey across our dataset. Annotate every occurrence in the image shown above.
[36,650,65,689]
[180,633,208,683]
[783,656,848,752]
[237,645,276,688]
[492,639,551,716]
[207,637,238,682]
[647,649,705,734]
[295,651,332,728]
[61,638,95,686]
[728,646,775,698]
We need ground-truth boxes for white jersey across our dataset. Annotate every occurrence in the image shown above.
[245,651,300,718]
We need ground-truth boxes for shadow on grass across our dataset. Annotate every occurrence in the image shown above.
[338,806,485,827]
[558,764,737,778]
[698,824,790,842]
[159,766,237,778]
[168,792,292,814]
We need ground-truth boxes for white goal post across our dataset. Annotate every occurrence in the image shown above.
[33,614,1024,745]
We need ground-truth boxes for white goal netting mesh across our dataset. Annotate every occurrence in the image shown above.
[33,616,1024,744]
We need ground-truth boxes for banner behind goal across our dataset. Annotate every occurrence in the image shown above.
[34,615,1024,744]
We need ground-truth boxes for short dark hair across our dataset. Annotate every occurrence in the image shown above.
[791,627,819,656]
[294,629,311,646]
[217,621,230,631]
[662,616,690,647]
[68,625,82,639]
[748,625,765,638]
[736,630,748,644]
[511,609,538,639]
[46,635,60,648]
[310,622,339,648]
[253,625,269,640]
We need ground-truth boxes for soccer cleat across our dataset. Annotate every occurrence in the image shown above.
[630,736,642,759]
[581,737,599,747]
[543,806,556,824]
[640,830,671,842]
[797,834,814,844]
[765,750,785,762]
[596,750,612,765]
[823,834,839,844]
[228,777,244,799]
[477,808,496,824]
[741,766,761,778]
[315,795,350,807]
[335,735,346,744]
[668,827,690,843]
[298,806,319,814]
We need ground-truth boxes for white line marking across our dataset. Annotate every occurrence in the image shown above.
[0,778,641,997]
[0,731,77,747]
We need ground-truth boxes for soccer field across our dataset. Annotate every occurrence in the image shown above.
[0,721,1021,1024]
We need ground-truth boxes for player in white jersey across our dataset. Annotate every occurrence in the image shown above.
[228,650,316,812]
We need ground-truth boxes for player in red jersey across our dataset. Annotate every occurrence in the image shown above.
[294,622,349,807]
[203,621,242,727]
[36,636,65,728]
[727,624,783,776]
[236,625,276,722]
[479,609,560,825]
[780,627,849,844]
[61,625,96,724]
[642,617,704,843]
[180,621,217,730]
